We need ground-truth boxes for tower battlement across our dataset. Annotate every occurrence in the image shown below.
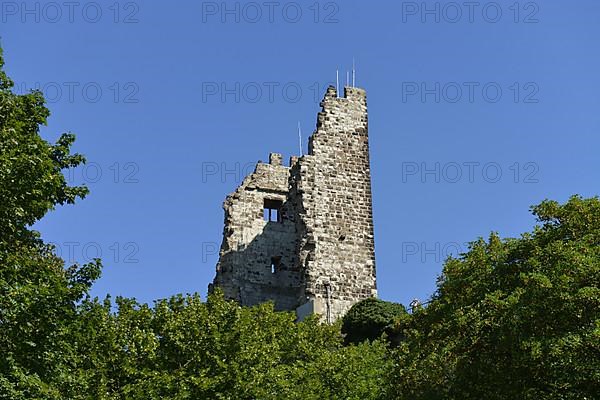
[210,86,377,322]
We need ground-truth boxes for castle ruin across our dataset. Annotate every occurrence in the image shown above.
[210,85,377,322]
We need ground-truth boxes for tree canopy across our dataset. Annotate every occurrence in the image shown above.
[0,46,101,399]
[389,195,600,400]
[341,297,407,344]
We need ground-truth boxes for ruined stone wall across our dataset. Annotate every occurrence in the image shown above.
[294,86,377,321]
[211,153,303,310]
[211,86,377,322]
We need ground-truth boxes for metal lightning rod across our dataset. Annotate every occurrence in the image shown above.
[298,121,303,156]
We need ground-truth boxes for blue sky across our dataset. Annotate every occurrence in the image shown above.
[2,0,599,306]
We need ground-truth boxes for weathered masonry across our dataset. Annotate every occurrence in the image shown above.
[210,85,377,322]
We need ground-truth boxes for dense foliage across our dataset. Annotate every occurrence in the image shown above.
[389,196,600,400]
[341,297,407,344]
[1,47,599,399]
[67,294,391,399]
[0,47,101,399]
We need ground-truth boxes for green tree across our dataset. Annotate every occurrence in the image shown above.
[102,292,390,400]
[389,196,600,400]
[341,297,407,344]
[0,47,100,399]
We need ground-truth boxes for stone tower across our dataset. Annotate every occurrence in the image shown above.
[210,85,377,322]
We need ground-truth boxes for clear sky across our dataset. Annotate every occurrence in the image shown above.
[2,0,599,307]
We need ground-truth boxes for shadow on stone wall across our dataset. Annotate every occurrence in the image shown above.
[214,202,304,311]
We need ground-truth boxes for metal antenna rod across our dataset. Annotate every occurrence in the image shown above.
[336,69,339,97]
[298,121,303,156]
[346,71,349,87]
